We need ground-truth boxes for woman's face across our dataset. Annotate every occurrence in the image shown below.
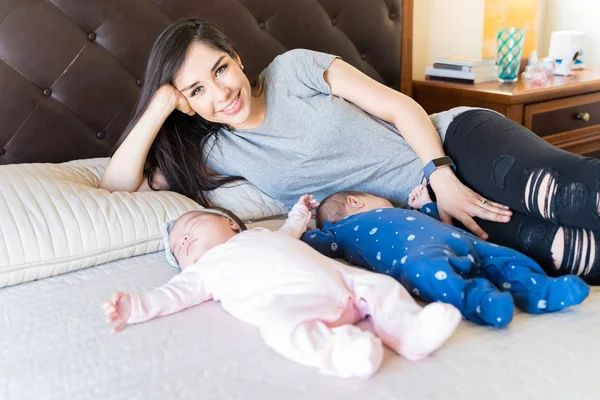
[173,41,254,129]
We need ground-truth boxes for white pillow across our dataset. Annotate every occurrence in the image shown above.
[0,158,288,287]
[71,158,289,222]
[208,181,289,222]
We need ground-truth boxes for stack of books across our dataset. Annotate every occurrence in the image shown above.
[425,56,497,84]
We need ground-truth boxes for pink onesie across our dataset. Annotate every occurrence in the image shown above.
[125,205,461,378]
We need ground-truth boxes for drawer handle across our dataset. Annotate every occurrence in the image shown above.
[576,112,591,122]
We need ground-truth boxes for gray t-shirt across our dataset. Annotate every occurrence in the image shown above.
[206,49,463,207]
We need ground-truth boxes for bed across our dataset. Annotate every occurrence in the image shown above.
[1,1,599,399]
[2,252,600,400]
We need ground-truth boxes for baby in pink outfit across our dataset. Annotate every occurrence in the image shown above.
[103,195,462,378]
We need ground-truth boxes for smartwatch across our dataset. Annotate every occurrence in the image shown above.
[423,156,456,182]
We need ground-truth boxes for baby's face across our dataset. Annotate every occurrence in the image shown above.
[169,211,239,268]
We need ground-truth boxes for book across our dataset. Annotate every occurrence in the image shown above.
[432,55,496,68]
[424,66,498,84]
[432,63,497,74]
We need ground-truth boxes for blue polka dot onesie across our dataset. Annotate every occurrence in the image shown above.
[301,205,589,327]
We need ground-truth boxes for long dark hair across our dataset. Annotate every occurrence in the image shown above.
[208,206,248,232]
[115,19,260,206]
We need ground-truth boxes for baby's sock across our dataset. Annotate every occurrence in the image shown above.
[512,274,589,314]
[397,302,462,361]
[325,325,384,378]
[462,278,514,327]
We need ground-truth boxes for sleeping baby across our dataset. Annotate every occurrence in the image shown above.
[102,195,462,378]
[301,186,589,328]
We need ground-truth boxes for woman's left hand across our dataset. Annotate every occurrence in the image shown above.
[429,168,512,240]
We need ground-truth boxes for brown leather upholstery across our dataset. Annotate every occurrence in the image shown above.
[0,0,409,164]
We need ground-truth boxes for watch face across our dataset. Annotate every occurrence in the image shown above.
[434,156,452,167]
[425,157,455,181]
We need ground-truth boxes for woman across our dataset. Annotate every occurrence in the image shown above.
[101,19,600,283]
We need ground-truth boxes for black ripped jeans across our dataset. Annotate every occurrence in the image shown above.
[444,109,600,284]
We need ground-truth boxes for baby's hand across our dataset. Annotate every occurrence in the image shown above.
[102,292,132,333]
[297,194,320,215]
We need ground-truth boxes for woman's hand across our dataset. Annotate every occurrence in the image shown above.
[100,84,194,193]
[429,168,512,240]
[102,292,132,333]
[155,84,196,117]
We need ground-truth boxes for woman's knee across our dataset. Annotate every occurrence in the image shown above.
[524,168,557,220]
[550,226,599,282]
[523,168,599,223]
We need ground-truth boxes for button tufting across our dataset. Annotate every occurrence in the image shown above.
[332,18,337,25]
[96,132,106,140]
[0,148,5,156]
[361,54,367,60]
[389,12,396,20]
[136,78,144,87]
[88,32,96,41]
[259,21,266,29]
[43,88,52,97]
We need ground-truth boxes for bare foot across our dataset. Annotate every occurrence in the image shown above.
[408,184,433,209]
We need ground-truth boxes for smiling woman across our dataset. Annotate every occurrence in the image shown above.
[101,16,600,284]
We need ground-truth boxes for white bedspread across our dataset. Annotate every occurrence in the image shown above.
[2,252,600,400]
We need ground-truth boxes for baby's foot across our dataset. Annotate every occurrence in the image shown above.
[463,279,514,327]
[408,184,433,209]
[521,275,589,314]
[398,302,462,361]
[475,289,514,327]
[327,325,384,378]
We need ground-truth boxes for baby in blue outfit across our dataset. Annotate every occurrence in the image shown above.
[301,185,589,327]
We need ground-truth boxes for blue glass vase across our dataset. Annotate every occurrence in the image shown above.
[496,27,527,83]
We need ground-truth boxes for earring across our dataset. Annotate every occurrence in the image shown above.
[241,65,245,70]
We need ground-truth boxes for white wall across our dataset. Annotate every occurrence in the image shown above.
[413,0,485,79]
[412,0,600,79]
[539,0,600,66]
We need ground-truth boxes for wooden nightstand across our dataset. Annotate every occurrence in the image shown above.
[413,67,600,156]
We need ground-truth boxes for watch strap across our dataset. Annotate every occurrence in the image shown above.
[424,156,456,182]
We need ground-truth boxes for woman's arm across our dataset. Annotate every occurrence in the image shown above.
[324,60,444,167]
[323,59,511,239]
[99,85,195,193]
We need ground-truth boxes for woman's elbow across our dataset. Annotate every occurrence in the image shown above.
[99,168,169,193]
[98,176,141,193]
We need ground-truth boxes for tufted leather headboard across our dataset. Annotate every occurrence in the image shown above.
[0,0,412,164]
